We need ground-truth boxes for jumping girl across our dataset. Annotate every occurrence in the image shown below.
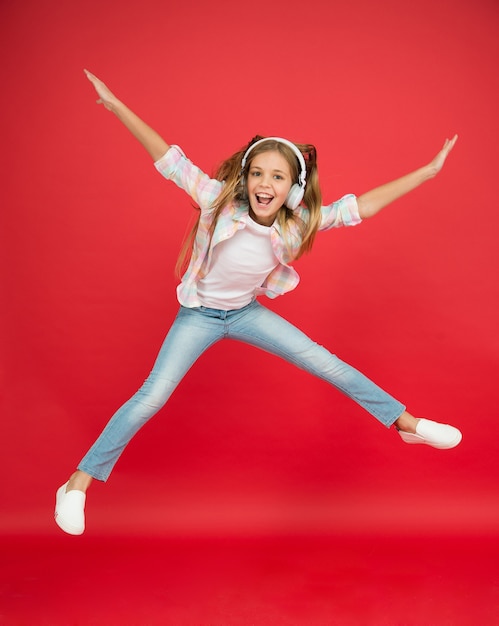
[55,70,462,535]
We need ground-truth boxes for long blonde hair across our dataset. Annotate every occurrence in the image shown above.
[175,136,323,277]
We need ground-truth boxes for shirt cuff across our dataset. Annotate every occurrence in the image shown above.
[154,145,187,177]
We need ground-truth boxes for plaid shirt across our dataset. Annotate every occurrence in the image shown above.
[155,145,362,307]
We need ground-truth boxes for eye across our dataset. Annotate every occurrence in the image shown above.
[250,170,261,177]
[274,174,283,180]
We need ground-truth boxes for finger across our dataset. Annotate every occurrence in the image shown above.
[84,70,101,88]
[445,134,458,150]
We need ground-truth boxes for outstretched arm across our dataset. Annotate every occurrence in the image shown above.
[84,69,169,162]
[356,135,458,219]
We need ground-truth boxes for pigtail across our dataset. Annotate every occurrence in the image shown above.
[175,140,253,279]
[293,143,322,258]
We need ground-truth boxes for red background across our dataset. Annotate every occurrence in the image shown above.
[1,0,498,540]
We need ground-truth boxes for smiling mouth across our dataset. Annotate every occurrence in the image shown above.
[256,193,273,206]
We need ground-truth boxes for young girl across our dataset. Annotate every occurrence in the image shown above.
[55,70,461,535]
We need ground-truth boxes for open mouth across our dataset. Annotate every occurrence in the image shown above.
[256,193,274,206]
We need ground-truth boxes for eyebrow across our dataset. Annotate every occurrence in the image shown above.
[251,166,289,175]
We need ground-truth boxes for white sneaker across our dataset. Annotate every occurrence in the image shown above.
[398,418,462,449]
[55,482,86,535]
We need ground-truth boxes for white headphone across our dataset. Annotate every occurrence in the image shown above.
[241,137,307,210]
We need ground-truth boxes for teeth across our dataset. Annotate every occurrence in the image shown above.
[256,194,273,206]
[256,194,273,203]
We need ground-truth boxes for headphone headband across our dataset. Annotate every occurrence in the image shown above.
[241,137,307,190]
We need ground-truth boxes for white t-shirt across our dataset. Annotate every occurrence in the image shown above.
[197,216,279,310]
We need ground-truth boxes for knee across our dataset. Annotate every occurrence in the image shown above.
[134,376,177,412]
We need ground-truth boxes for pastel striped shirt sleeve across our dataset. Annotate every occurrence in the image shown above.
[154,145,224,210]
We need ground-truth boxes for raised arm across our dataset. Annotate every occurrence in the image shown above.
[84,69,169,162]
[356,135,458,219]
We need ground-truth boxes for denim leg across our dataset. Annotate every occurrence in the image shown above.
[78,307,226,481]
[78,301,404,481]
[227,301,405,427]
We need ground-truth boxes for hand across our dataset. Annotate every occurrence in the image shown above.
[357,134,459,218]
[84,69,119,111]
[428,134,458,175]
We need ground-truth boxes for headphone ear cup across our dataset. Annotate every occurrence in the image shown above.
[285,184,304,210]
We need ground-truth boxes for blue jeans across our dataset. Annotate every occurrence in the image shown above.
[78,301,405,481]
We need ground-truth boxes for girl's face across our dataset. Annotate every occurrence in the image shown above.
[246,150,293,226]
